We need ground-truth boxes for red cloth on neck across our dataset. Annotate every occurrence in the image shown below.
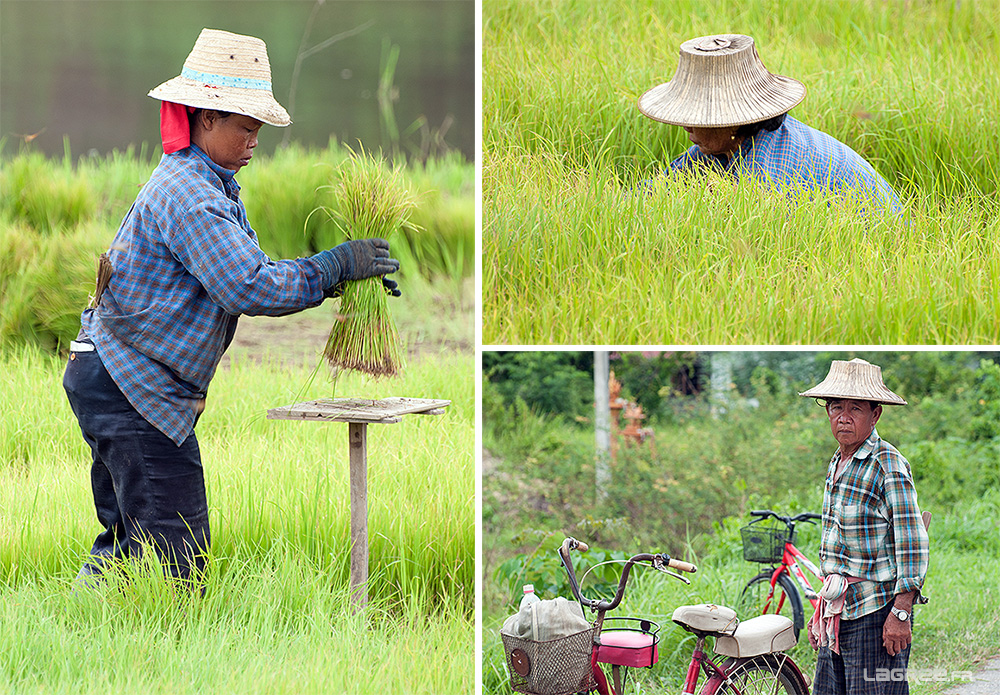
[160,102,194,154]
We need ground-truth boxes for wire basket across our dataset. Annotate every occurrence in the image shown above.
[501,627,597,695]
[741,525,790,563]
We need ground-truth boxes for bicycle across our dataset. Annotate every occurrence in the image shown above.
[738,510,823,641]
[501,537,810,695]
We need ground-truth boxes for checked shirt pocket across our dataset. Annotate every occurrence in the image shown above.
[837,503,890,561]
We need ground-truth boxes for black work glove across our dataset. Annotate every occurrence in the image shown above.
[312,238,400,290]
[324,276,401,299]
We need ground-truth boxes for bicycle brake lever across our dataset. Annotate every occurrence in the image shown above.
[652,556,691,584]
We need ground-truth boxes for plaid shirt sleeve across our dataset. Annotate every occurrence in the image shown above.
[882,450,929,597]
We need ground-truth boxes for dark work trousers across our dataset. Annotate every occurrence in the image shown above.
[63,345,210,583]
[814,601,912,695]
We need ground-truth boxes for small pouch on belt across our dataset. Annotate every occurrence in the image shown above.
[88,252,113,310]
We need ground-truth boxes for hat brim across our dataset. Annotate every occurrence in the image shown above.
[149,77,290,127]
[797,385,907,406]
[638,75,805,128]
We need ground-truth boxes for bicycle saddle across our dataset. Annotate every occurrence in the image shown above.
[671,603,739,636]
[714,614,797,658]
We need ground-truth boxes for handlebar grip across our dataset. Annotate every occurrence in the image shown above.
[576,540,590,552]
[668,557,697,573]
[750,509,772,517]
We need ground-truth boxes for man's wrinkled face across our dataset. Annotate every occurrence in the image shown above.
[199,112,263,172]
[826,398,882,454]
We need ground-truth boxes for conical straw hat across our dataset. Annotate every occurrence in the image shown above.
[638,34,805,128]
[799,358,907,405]
[148,28,290,127]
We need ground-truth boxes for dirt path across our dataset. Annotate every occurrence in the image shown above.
[942,656,1000,694]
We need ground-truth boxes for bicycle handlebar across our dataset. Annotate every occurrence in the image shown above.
[750,509,822,525]
[558,537,697,614]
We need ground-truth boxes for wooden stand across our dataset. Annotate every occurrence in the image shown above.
[267,397,449,610]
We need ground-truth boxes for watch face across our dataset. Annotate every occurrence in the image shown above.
[893,608,909,621]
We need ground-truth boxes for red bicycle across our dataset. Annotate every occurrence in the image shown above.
[501,537,810,695]
[738,510,823,640]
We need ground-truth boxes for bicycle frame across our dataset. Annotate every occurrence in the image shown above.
[765,541,821,615]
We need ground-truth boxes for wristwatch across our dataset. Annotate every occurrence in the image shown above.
[890,606,910,622]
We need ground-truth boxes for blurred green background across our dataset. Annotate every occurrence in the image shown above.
[0,0,474,160]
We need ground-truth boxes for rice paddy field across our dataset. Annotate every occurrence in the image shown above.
[0,345,474,694]
[482,0,1000,344]
[0,141,475,693]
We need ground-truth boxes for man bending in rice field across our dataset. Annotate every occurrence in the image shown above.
[638,34,902,215]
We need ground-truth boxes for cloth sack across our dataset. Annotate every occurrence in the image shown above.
[500,596,591,642]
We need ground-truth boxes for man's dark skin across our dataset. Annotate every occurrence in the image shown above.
[682,125,745,157]
[811,397,916,657]
[190,110,262,172]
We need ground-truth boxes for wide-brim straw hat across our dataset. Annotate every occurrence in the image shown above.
[638,34,805,128]
[798,358,907,406]
[148,28,290,127]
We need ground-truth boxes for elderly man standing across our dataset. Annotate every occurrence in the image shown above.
[799,358,929,695]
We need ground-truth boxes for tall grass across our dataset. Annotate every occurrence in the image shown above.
[483,0,1000,344]
[0,346,473,693]
[484,160,1000,343]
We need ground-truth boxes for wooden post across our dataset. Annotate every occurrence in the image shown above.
[265,397,450,616]
[349,422,368,610]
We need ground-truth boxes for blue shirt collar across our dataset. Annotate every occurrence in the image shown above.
[188,143,236,182]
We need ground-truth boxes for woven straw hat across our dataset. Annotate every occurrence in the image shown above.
[799,359,907,406]
[638,34,805,128]
[148,28,290,127]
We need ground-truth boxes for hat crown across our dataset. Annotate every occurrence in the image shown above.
[148,28,290,128]
[637,33,806,128]
[182,29,273,86]
[799,358,907,406]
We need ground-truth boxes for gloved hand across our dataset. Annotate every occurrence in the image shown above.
[311,238,400,290]
[325,276,401,299]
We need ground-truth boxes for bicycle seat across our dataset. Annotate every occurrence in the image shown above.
[714,614,797,657]
[671,604,739,636]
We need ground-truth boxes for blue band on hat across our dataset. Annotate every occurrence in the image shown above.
[181,66,271,90]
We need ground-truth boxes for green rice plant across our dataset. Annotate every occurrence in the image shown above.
[319,151,420,378]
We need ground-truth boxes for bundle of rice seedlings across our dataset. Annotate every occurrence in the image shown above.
[321,150,419,378]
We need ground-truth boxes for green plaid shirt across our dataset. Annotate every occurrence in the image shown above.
[819,428,929,620]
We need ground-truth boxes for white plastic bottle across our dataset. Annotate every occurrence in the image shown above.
[519,583,541,611]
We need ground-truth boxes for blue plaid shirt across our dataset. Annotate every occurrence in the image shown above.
[80,145,327,445]
[669,115,902,214]
[819,429,929,620]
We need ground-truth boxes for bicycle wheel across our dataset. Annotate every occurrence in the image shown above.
[738,570,805,640]
[701,654,809,695]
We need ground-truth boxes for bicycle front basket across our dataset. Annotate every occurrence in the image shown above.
[740,525,789,564]
[501,626,597,695]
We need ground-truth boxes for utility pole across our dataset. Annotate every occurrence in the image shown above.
[594,350,611,500]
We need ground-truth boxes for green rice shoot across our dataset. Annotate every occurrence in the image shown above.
[321,150,419,378]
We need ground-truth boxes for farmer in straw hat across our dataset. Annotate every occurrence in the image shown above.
[63,29,401,588]
[799,358,929,695]
[638,35,902,214]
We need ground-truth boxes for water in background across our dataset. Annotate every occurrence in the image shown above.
[0,0,474,161]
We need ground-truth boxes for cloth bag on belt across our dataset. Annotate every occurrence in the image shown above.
[500,596,591,641]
